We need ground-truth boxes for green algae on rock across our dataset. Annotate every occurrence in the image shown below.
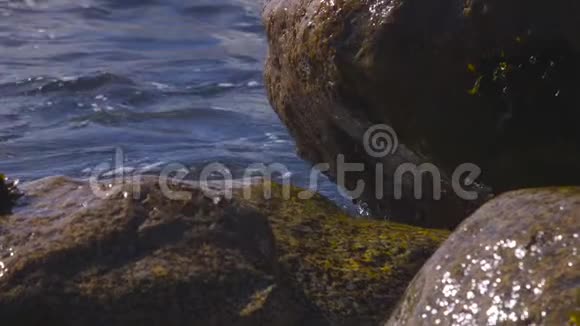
[243,181,449,324]
[385,187,580,326]
[263,0,580,228]
[0,174,22,215]
[0,176,448,325]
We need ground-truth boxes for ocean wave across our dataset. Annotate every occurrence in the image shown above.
[68,106,251,127]
[0,72,135,97]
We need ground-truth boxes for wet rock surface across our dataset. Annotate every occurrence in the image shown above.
[386,187,580,326]
[0,176,447,325]
[263,0,580,228]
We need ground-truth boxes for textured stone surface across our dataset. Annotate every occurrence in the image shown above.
[263,0,580,228]
[0,176,447,325]
[386,187,580,325]
[245,182,449,324]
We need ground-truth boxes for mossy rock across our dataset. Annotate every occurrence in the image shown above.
[242,182,448,324]
[263,0,580,228]
[0,176,448,325]
[386,187,580,325]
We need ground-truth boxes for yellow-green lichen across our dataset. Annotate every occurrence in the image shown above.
[240,181,449,323]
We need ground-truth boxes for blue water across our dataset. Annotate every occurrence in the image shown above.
[0,0,351,209]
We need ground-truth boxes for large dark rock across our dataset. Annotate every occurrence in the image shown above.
[386,187,580,325]
[0,176,447,325]
[263,0,580,228]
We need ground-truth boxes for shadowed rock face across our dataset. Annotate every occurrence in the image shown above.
[263,0,580,228]
[0,175,22,215]
[386,187,580,326]
[0,176,447,326]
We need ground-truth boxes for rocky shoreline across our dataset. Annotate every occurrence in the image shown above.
[0,176,447,325]
[1,175,577,325]
[262,0,579,324]
[1,0,579,324]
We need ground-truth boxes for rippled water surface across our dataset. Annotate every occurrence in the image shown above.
[0,0,349,207]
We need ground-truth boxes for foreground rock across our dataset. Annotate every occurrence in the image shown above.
[386,187,580,325]
[263,0,580,228]
[0,176,447,325]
